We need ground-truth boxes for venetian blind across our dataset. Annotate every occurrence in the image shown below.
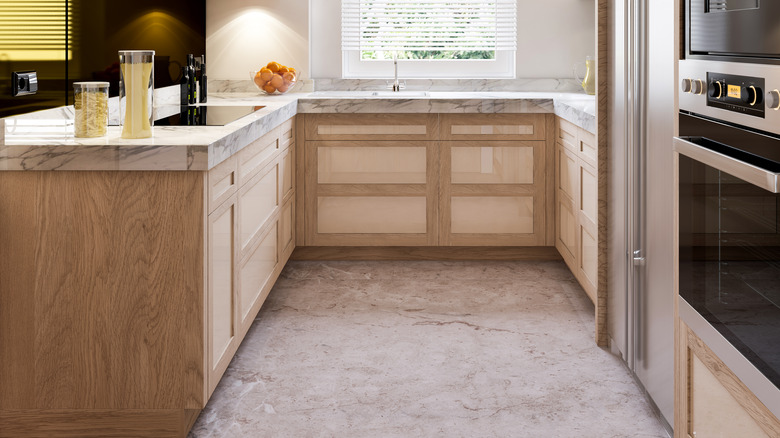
[0,0,72,61]
[342,0,517,52]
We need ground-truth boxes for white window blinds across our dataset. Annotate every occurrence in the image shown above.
[0,0,72,61]
[342,0,517,52]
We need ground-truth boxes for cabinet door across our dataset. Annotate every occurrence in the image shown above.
[237,221,278,333]
[678,325,780,438]
[305,140,438,246]
[441,140,546,246]
[207,195,238,397]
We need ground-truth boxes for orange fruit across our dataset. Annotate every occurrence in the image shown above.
[288,67,296,74]
[277,83,290,93]
[269,74,284,89]
[278,66,290,74]
[282,72,296,84]
[262,83,276,94]
[266,61,281,73]
[259,67,273,82]
[253,75,266,88]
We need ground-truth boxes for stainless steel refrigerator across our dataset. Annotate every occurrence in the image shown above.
[607,0,679,431]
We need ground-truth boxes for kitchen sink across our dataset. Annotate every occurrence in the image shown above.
[370,91,430,97]
[308,91,430,98]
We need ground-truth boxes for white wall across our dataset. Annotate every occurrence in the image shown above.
[311,0,596,79]
[208,0,595,80]
[206,0,309,80]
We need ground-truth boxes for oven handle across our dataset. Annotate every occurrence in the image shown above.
[673,136,780,193]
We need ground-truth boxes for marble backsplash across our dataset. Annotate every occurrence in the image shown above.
[210,78,583,94]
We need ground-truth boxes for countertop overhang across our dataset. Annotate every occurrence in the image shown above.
[0,91,595,172]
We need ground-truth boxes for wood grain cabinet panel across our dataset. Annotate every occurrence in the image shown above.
[0,116,298,436]
[305,113,438,141]
[238,162,279,256]
[207,195,238,397]
[303,134,439,246]
[237,222,278,332]
[318,144,427,184]
[676,324,780,438]
[441,138,548,246]
[554,116,599,306]
[208,155,236,214]
[451,146,534,184]
[440,114,546,141]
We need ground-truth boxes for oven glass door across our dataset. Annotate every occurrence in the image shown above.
[689,0,780,59]
[679,150,780,387]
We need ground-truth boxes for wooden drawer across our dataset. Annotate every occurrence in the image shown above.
[280,147,295,202]
[450,142,534,184]
[238,160,279,256]
[441,114,546,141]
[556,117,579,152]
[237,128,279,187]
[207,155,237,213]
[316,141,428,184]
[305,113,438,141]
[279,117,295,150]
[556,144,577,202]
[579,127,597,168]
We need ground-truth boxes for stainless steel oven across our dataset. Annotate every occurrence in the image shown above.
[676,58,780,417]
[688,0,780,62]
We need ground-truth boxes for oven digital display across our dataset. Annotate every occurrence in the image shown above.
[727,84,741,99]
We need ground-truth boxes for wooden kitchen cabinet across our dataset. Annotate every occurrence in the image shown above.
[301,113,554,247]
[555,117,599,304]
[205,118,295,397]
[0,115,298,437]
[440,114,552,246]
[303,114,439,246]
[676,322,780,438]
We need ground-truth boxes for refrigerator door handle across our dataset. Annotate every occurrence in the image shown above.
[632,250,646,266]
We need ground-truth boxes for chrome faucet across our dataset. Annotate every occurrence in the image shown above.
[387,52,406,92]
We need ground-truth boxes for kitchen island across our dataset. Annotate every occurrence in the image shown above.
[0,90,595,437]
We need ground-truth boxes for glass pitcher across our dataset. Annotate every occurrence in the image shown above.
[574,56,596,95]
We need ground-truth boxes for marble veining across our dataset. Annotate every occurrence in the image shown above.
[189,261,669,438]
[0,87,594,171]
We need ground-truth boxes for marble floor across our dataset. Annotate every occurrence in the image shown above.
[189,261,670,438]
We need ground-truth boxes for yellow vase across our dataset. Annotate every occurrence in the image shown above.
[576,56,596,95]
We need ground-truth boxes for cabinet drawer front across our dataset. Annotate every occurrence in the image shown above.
[317,196,427,234]
[208,156,237,213]
[280,148,295,202]
[580,163,597,223]
[451,196,534,234]
[318,143,427,184]
[238,222,278,325]
[237,129,279,186]
[452,145,533,184]
[279,117,295,150]
[239,162,279,254]
[579,128,597,167]
[556,117,578,152]
[305,114,438,140]
[557,145,578,202]
[441,114,545,140]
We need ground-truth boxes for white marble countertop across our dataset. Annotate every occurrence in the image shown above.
[0,91,595,171]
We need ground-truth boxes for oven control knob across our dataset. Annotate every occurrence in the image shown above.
[681,78,692,93]
[692,79,705,95]
[708,81,724,99]
[767,89,780,110]
[741,85,763,106]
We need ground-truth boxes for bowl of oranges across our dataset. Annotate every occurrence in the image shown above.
[252,61,298,95]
